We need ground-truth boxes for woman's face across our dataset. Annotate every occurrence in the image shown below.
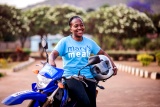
[70,18,85,37]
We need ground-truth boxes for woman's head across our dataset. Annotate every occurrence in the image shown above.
[69,16,85,38]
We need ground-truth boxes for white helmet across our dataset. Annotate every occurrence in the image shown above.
[91,55,114,81]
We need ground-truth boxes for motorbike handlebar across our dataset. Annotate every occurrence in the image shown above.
[62,75,105,89]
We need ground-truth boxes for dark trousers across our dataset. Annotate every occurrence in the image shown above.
[65,78,96,107]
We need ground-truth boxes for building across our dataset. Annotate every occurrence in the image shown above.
[30,34,63,52]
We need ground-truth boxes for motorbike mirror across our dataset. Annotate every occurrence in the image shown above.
[78,55,101,76]
[87,55,101,66]
[41,38,48,49]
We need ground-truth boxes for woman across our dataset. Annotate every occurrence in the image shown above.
[49,15,117,107]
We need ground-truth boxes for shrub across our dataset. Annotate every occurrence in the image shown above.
[23,48,31,55]
[155,52,160,66]
[0,58,8,68]
[137,53,154,66]
[122,39,131,50]
[0,73,4,77]
[146,38,160,51]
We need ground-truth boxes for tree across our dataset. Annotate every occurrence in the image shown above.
[148,13,160,37]
[24,5,52,39]
[46,4,85,36]
[85,4,156,49]
[18,12,30,48]
[24,5,52,58]
[0,4,23,41]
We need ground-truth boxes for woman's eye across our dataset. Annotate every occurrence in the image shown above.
[74,25,78,27]
[81,24,84,27]
[74,24,84,28]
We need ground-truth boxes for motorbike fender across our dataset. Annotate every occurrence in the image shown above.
[2,90,47,105]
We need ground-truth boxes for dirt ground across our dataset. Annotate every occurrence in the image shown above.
[0,59,160,107]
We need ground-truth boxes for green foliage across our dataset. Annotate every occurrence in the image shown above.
[47,4,85,36]
[85,4,156,49]
[24,5,52,37]
[122,37,150,50]
[147,13,160,36]
[0,73,4,77]
[0,4,26,42]
[137,53,154,66]
[85,4,156,37]
[23,48,31,55]
[103,36,116,50]
[130,38,145,51]
[146,37,160,51]
[155,52,160,66]
[22,48,31,55]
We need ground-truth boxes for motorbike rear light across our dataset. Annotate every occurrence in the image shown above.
[33,70,39,74]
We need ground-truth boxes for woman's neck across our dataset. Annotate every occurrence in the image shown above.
[71,35,83,41]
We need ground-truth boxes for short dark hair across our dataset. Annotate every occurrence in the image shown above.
[68,16,83,26]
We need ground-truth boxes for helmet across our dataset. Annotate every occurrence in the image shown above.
[90,55,114,81]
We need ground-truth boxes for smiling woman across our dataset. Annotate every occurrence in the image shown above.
[0,0,46,8]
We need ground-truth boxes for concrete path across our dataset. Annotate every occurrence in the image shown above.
[0,59,160,107]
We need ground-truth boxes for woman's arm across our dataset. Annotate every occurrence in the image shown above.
[48,50,59,67]
[97,49,118,75]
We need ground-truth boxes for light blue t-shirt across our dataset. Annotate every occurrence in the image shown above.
[54,35,101,78]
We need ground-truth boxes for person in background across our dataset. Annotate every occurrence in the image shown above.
[49,15,117,107]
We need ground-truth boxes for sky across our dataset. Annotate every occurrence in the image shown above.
[0,0,46,8]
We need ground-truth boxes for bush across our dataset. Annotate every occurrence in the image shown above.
[122,37,150,51]
[155,52,160,66]
[122,39,131,50]
[137,53,154,66]
[23,48,31,55]
[0,58,8,68]
[0,73,4,77]
[146,38,160,51]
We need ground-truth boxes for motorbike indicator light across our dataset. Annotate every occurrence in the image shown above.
[33,70,39,74]
[58,82,64,88]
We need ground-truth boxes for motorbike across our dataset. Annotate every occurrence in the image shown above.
[2,38,111,107]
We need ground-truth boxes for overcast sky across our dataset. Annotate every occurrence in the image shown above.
[0,0,46,8]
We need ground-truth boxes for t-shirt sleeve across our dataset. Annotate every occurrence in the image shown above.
[91,39,101,55]
[54,38,65,56]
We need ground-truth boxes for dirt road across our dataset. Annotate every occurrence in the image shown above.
[0,59,160,107]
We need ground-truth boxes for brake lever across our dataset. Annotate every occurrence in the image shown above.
[97,84,105,89]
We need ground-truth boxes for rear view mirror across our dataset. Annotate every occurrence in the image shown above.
[41,38,48,49]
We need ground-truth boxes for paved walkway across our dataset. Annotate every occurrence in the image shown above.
[0,59,160,107]
[115,61,160,80]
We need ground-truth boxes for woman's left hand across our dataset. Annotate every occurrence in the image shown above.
[112,66,118,75]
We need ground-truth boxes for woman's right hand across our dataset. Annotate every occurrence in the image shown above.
[48,50,59,67]
[49,60,56,67]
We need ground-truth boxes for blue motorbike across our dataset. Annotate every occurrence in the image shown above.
[1,38,106,107]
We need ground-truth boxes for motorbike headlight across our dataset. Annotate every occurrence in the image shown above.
[37,74,52,88]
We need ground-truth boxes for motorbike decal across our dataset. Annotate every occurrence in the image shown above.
[11,90,34,97]
[39,63,64,79]
[2,90,47,105]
